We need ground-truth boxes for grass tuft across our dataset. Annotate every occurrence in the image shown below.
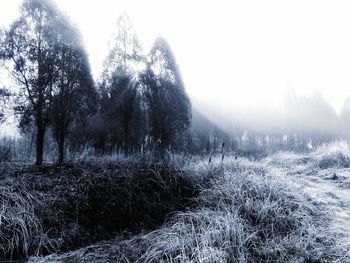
[0,178,60,260]
[311,142,350,169]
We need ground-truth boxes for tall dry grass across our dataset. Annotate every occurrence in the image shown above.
[0,177,61,260]
[1,155,201,261]
[28,155,344,263]
[131,166,336,262]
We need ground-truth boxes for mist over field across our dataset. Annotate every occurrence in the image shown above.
[1,0,350,262]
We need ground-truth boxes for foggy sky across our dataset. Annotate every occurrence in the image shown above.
[2,0,350,115]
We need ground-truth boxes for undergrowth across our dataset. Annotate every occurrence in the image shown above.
[0,179,59,259]
[130,170,336,262]
[27,155,342,263]
[0,155,201,261]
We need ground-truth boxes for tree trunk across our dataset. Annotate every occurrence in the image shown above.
[124,122,129,154]
[58,135,65,164]
[36,125,44,165]
[35,91,47,165]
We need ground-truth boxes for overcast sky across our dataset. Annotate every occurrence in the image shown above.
[2,0,350,114]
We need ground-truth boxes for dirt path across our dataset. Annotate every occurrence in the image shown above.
[268,165,350,257]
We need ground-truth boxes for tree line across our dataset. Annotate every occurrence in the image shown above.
[0,0,191,165]
[194,88,350,156]
[2,0,350,164]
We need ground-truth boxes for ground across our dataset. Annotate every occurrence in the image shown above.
[2,142,350,262]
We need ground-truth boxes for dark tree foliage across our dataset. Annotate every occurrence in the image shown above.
[142,37,192,151]
[0,0,67,164]
[100,73,146,153]
[96,14,147,154]
[190,109,230,154]
[1,0,97,164]
[2,8,193,158]
[50,23,97,163]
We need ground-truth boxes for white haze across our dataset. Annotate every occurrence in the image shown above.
[2,0,350,137]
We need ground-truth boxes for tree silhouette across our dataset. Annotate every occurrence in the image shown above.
[142,37,192,151]
[98,14,146,153]
[0,0,70,164]
[51,28,97,163]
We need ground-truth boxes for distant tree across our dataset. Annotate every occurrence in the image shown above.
[0,0,67,165]
[98,20,191,154]
[101,13,143,83]
[142,37,191,151]
[189,109,213,153]
[283,89,339,149]
[340,97,350,137]
[283,88,299,149]
[299,90,339,145]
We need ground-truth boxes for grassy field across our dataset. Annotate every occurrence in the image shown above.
[1,144,350,262]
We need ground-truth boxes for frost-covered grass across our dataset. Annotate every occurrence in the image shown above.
[0,179,61,259]
[1,148,348,262]
[311,141,350,169]
[26,155,344,263]
[132,172,335,262]
[265,141,350,170]
[0,156,200,261]
[262,142,350,195]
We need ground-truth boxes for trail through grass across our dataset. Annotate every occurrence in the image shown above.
[264,143,350,259]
